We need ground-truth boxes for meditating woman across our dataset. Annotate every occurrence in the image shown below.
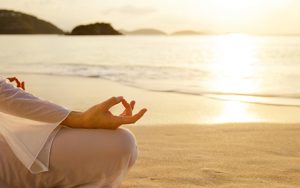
[0,76,147,188]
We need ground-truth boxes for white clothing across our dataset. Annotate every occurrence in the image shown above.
[0,77,70,173]
[0,76,138,187]
[0,126,138,188]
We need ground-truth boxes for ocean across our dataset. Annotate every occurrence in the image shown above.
[1,34,300,106]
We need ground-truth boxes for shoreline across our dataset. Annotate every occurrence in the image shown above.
[4,72,300,108]
[5,73,300,125]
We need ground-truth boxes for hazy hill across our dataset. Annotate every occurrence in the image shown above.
[0,9,63,34]
[121,28,166,35]
[70,23,122,35]
[172,30,206,35]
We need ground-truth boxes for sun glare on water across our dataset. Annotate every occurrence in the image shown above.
[205,34,262,122]
[209,34,259,94]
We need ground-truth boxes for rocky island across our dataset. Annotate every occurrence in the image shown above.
[0,9,63,34]
[70,23,122,35]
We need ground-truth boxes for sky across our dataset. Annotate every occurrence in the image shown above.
[1,0,300,34]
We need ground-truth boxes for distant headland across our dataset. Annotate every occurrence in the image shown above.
[0,9,208,36]
[0,9,63,34]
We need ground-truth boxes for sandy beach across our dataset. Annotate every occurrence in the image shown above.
[8,74,300,187]
[122,124,300,188]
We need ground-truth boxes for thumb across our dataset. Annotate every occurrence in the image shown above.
[102,96,123,110]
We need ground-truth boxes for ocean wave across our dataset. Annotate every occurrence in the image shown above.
[2,62,300,107]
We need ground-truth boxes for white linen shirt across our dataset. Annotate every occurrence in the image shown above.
[0,77,70,174]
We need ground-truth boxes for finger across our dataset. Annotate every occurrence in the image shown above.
[7,77,20,85]
[7,77,24,89]
[121,99,132,116]
[116,108,147,125]
[16,80,21,88]
[121,99,131,110]
[7,77,15,82]
[102,96,123,110]
[130,100,135,110]
[20,82,25,90]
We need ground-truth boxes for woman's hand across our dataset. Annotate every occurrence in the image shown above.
[62,96,147,129]
[7,77,25,90]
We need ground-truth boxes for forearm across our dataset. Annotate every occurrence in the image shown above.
[0,79,70,123]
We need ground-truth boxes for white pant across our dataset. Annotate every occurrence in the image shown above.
[0,127,138,188]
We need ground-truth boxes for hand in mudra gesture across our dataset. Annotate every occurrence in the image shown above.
[62,96,147,129]
[7,77,25,90]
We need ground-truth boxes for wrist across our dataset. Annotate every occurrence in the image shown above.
[62,111,84,128]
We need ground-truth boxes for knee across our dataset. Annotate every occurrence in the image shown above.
[116,128,138,167]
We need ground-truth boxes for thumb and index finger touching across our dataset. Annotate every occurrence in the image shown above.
[102,96,147,124]
[116,108,147,125]
[102,96,146,113]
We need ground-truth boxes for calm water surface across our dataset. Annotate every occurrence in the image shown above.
[1,35,300,106]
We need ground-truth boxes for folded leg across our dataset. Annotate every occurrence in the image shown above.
[0,127,138,188]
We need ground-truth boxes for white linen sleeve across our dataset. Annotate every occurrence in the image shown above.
[0,78,71,173]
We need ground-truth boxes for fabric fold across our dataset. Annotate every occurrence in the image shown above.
[0,77,70,173]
